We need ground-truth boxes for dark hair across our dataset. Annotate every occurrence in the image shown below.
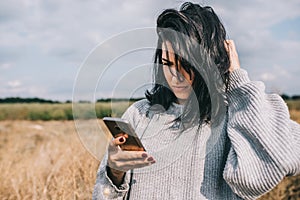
[145,2,230,126]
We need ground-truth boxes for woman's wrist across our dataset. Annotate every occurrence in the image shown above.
[106,166,126,187]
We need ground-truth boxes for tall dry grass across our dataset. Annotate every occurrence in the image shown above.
[0,120,103,199]
[0,106,299,199]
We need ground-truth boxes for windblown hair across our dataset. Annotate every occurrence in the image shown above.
[145,2,230,126]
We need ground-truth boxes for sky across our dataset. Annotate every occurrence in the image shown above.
[1,0,300,102]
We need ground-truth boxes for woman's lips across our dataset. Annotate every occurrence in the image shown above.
[171,85,189,92]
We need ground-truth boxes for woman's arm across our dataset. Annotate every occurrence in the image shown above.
[92,100,155,200]
[222,41,300,200]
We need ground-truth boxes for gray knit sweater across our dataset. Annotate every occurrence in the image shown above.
[92,69,300,200]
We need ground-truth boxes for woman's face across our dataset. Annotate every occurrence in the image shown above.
[162,41,194,104]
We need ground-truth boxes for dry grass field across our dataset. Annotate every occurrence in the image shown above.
[0,120,102,200]
[0,106,299,199]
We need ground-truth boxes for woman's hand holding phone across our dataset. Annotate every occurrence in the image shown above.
[107,135,156,186]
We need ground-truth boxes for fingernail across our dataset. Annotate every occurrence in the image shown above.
[119,137,124,142]
[142,153,148,158]
[147,157,154,162]
[151,160,156,164]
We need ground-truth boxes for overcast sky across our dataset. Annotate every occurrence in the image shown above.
[1,0,300,101]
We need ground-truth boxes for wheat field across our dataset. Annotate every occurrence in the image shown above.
[0,109,299,199]
[0,120,102,200]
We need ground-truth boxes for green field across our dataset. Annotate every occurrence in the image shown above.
[0,99,300,121]
[0,101,134,121]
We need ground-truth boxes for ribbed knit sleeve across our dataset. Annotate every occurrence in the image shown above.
[223,69,300,200]
[92,152,130,200]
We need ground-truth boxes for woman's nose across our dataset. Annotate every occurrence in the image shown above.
[171,71,185,82]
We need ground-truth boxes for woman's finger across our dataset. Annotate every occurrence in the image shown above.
[110,156,155,172]
[108,150,155,170]
[118,160,154,170]
[224,40,240,72]
[112,151,151,162]
[108,136,126,152]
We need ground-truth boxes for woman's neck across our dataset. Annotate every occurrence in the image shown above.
[177,98,187,105]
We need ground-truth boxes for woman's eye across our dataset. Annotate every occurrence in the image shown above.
[162,62,172,66]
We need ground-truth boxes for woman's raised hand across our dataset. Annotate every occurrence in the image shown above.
[224,40,240,72]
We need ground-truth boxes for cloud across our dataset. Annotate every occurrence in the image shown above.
[0,0,26,22]
[0,62,13,70]
[0,0,164,64]
[0,79,49,99]
[259,64,292,81]
[0,0,300,100]
[214,0,300,28]
[207,0,300,95]
[260,73,276,81]
[211,0,300,57]
[7,80,22,88]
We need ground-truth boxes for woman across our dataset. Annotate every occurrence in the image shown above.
[93,2,300,200]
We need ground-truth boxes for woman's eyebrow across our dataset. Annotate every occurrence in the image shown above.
[162,58,174,65]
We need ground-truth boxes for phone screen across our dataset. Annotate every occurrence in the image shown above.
[103,117,146,151]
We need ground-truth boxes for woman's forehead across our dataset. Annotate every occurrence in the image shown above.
[162,41,173,51]
[162,41,176,60]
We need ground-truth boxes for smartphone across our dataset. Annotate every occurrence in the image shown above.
[102,117,146,151]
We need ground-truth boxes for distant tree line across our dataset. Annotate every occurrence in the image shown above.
[0,95,299,104]
[96,98,144,102]
[0,97,60,104]
[71,98,144,103]
[0,97,145,104]
[281,94,300,100]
